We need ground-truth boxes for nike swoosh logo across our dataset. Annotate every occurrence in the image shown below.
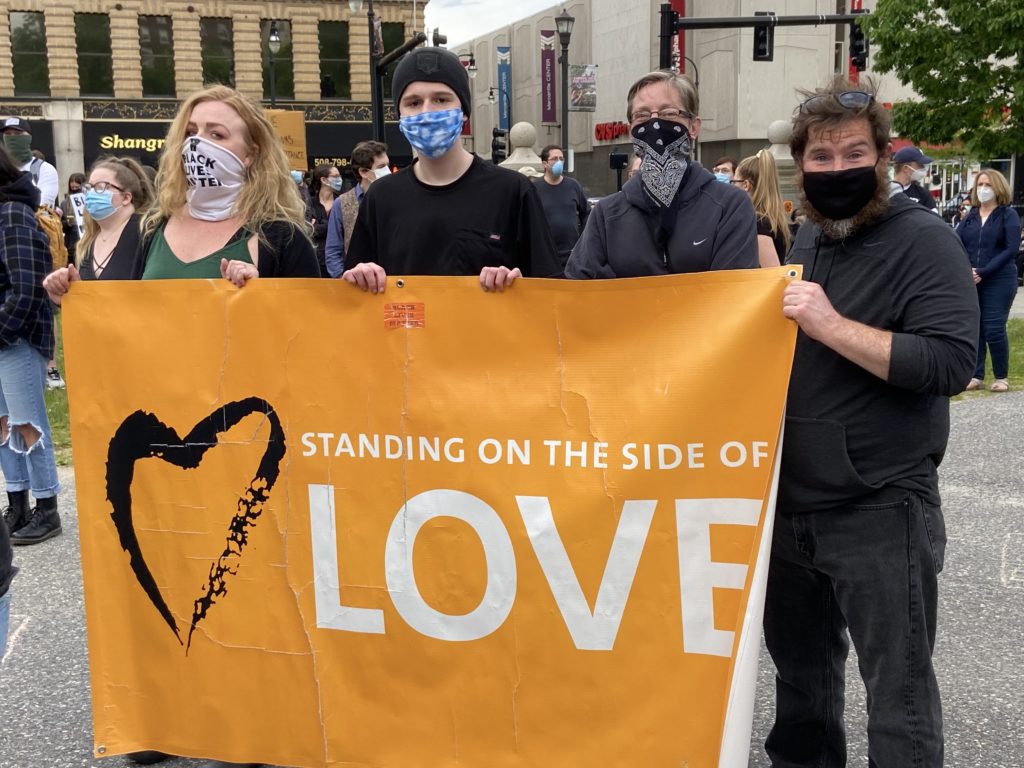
[693,238,707,246]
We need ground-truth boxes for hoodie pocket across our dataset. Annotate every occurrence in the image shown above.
[780,416,882,512]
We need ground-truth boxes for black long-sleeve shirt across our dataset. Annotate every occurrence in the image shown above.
[346,156,561,278]
[781,194,979,512]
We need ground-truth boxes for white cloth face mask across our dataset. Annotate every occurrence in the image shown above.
[181,135,247,221]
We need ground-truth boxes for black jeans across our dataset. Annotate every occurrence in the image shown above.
[763,491,945,767]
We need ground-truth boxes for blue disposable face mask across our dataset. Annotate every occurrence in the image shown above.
[714,172,731,184]
[326,178,343,192]
[399,108,464,159]
[550,160,564,177]
[84,189,117,221]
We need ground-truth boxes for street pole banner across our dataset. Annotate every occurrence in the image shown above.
[569,64,598,112]
[496,46,511,130]
[540,30,557,123]
[64,269,798,768]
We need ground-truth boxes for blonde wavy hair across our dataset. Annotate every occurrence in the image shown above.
[736,149,791,254]
[78,156,154,265]
[143,85,309,239]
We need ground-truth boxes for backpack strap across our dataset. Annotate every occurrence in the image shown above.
[29,157,43,186]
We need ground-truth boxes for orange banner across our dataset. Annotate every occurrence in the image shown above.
[64,269,798,767]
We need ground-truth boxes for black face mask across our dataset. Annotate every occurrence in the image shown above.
[802,166,878,221]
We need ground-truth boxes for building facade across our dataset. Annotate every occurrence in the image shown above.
[0,0,425,185]
[453,0,1009,199]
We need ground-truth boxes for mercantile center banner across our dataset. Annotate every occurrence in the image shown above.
[64,268,799,767]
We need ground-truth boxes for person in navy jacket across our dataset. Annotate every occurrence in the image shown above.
[956,168,1022,392]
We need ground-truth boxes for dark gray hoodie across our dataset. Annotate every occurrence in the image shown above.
[564,162,758,278]
[780,194,979,512]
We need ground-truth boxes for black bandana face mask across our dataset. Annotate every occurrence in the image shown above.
[631,118,692,208]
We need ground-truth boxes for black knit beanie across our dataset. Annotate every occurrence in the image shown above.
[392,47,472,119]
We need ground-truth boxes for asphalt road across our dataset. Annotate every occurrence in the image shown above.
[2,391,1023,768]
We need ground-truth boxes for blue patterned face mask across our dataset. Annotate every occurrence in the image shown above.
[399,108,464,159]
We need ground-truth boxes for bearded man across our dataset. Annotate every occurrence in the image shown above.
[767,77,979,768]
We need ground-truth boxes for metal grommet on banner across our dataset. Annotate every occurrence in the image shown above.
[785,269,799,279]
[396,279,405,288]
[97,746,106,755]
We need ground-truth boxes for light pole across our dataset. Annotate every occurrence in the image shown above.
[268,20,281,108]
[350,0,385,140]
[488,86,511,129]
[555,9,574,157]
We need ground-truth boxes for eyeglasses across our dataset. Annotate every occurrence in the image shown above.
[82,182,124,194]
[798,91,874,114]
[630,107,695,125]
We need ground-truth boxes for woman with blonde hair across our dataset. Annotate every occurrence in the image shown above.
[733,150,791,267]
[134,84,317,283]
[957,167,1022,392]
[47,86,318,305]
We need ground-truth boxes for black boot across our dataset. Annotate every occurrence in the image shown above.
[11,495,61,545]
[2,490,30,534]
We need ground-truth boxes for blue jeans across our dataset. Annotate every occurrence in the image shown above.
[974,273,1017,379]
[764,490,945,767]
[0,339,60,498]
[0,590,10,661]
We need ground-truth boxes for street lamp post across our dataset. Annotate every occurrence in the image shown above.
[350,0,385,140]
[268,20,281,108]
[555,9,574,158]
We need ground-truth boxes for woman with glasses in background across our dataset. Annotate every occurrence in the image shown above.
[45,157,153,297]
[732,150,791,267]
[565,70,757,278]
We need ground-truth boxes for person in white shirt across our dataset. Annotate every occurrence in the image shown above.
[2,117,57,207]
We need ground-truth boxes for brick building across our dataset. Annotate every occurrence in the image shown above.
[0,0,424,184]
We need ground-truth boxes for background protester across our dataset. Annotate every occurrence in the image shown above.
[325,140,389,278]
[533,144,589,267]
[61,173,86,263]
[0,145,62,547]
[565,71,757,278]
[733,150,791,265]
[957,168,1022,392]
[43,157,154,303]
[769,77,977,768]
[307,163,342,277]
[344,47,559,293]
[891,145,938,211]
[711,156,737,183]
[1,118,57,207]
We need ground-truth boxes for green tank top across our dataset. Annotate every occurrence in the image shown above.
[142,225,254,280]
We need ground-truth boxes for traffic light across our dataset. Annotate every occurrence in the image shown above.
[849,12,869,72]
[753,11,775,62]
[491,128,508,164]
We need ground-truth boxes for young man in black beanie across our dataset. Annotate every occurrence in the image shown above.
[343,47,560,292]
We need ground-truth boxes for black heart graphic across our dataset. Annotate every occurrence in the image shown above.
[105,398,286,652]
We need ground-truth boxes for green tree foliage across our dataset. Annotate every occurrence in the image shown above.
[865,0,1024,158]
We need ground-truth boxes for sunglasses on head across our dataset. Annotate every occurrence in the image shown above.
[798,91,874,114]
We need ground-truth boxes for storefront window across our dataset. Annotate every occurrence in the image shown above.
[139,15,176,97]
[318,21,350,100]
[10,11,50,97]
[76,14,114,97]
[201,18,235,88]
[261,19,294,101]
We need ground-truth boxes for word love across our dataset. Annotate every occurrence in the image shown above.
[309,486,761,658]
